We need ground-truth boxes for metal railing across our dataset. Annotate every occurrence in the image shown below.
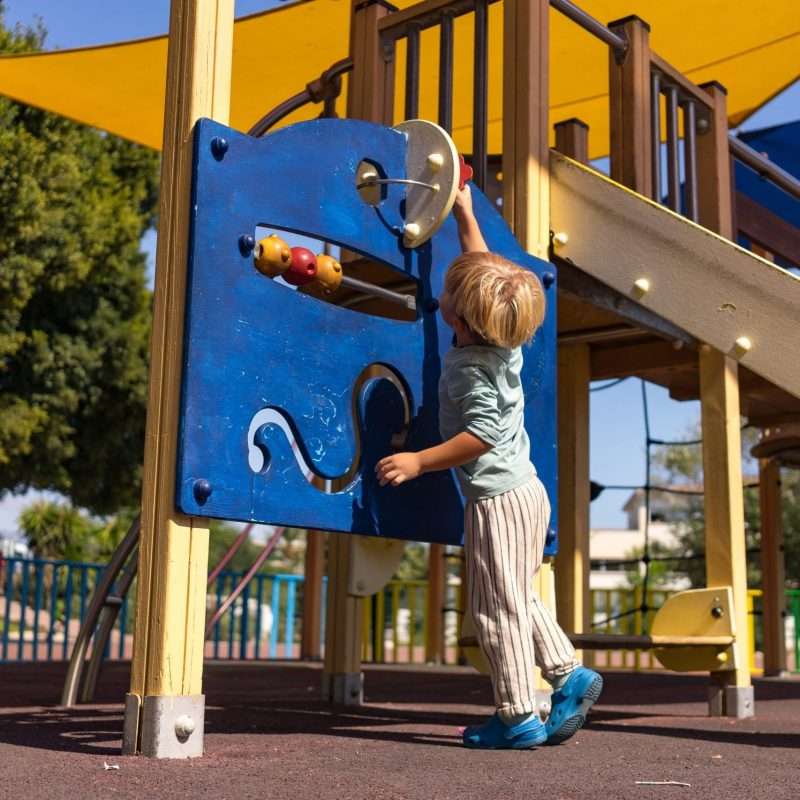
[3,554,798,674]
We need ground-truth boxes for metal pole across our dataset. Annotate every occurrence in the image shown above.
[438,12,454,133]
[341,275,417,310]
[405,24,420,119]
[650,71,661,202]
[665,85,680,212]
[683,99,699,222]
[550,0,627,56]
[472,0,488,191]
[729,135,800,200]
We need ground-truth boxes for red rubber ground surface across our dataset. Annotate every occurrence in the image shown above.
[0,661,797,799]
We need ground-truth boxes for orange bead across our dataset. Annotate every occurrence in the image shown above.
[315,254,343,293]
[254,234,291,278]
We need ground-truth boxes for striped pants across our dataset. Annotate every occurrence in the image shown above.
[465,477,579,719]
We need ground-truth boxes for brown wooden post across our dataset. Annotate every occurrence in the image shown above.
[123,0,234,759]
[696,82,733,238]
[322,0,395,706]
[301,531,325,660]
[554,118,589,165]
[759,458,787,676]
[555,344,591,640]
[502,0,549,260]
[425,544,445,663]
[608,16,652,197]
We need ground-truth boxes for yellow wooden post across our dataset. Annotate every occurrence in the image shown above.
[322,0,395,705]
[759,458,787,676]
[301,531,325,660]
[555,344,591,639]
[425,544,445,663]
[122,0,234,759]
[608,16,653,198]
[699,346,753,717]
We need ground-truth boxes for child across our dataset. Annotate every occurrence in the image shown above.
[376,186,602,749]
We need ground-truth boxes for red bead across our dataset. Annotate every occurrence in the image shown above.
[283,246,317,286]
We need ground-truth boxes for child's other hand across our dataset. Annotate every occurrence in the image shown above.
[375,452,423,486]
[453,185,473,218]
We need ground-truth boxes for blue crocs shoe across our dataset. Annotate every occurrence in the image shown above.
[545,667,603,745]
[462,713,548,750]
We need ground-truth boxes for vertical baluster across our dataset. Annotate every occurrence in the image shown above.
[665,85,680,211]
[32,562,44,662]
[47,563,59,661]
[404,25,420,120]
[320,575,327,656]
[227,574,236,659]
[361,595,371,662]
[375,588,385,663]
[269,578,280,658]
[255,575,264,660]
[119,593,128,659]
[408,583,417,663]
[792,593,800,673]
[633,585,642,672]
[18,560,30,660]
[285,579,297,659]
[421,583,429,666]
[213,573,223,659]
[683,99,699,221]
[62,565,74,660]
[78,566,88,628]
[391,583,400,663]
[240,579,250,660]
[472,0,489,191]
[3,559,15,661]
[650,71,661,202]
[438,12,454,133]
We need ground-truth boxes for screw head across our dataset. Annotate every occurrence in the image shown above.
[193,479,212,505]
[210,136,229,160]
[542,271,555,289]
[711,605,724,619]
[174,714,196,742]
[238,234,256,256]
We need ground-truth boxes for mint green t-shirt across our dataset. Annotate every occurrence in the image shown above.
[438,344,536,501]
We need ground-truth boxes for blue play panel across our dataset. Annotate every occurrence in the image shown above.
[176,117,558,551]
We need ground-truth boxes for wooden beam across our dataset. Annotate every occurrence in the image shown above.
[696,82,733,239]
[550,151,800,399]
[554,256,696,348]
[591,340,696,380]
[608,16,652,198]
[556,344,590,637]
[554,118,589,164]
[759,458,787,676]
[124,0,234,759]
[425,544,445,663]
[502,0,549,259]
[736,191,800,268]
[301,531,325,660]
[699,346,752,713]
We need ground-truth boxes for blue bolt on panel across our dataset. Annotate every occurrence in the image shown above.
[177,117,558,552]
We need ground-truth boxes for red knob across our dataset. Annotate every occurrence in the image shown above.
[284,246,317,286]
[458,154,473,190]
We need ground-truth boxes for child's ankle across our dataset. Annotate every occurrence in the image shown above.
[499,710,538,727]
[549,666,578,691]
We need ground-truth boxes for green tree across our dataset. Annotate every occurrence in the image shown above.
[647,424,800,588]
[0,6,160,514]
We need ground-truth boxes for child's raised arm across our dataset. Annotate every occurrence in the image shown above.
[453,185,488,253]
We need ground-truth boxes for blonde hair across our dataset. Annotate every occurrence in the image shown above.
[444,252,546,348]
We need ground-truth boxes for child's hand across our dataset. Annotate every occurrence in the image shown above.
[375,452,424,486]
[453,185,473,219]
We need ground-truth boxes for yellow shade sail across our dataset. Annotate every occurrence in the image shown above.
[0,0,797,159]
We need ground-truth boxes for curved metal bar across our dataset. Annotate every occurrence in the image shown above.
[204,527,285,638]
[60,516,140,707]
[79,543,139,703]
[550,0,628,56]
[247,57,354,138]
[356,177,439,192]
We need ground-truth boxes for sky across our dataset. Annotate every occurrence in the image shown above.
[1,1,797,535]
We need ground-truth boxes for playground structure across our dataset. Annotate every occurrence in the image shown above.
[1,0,799,761]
